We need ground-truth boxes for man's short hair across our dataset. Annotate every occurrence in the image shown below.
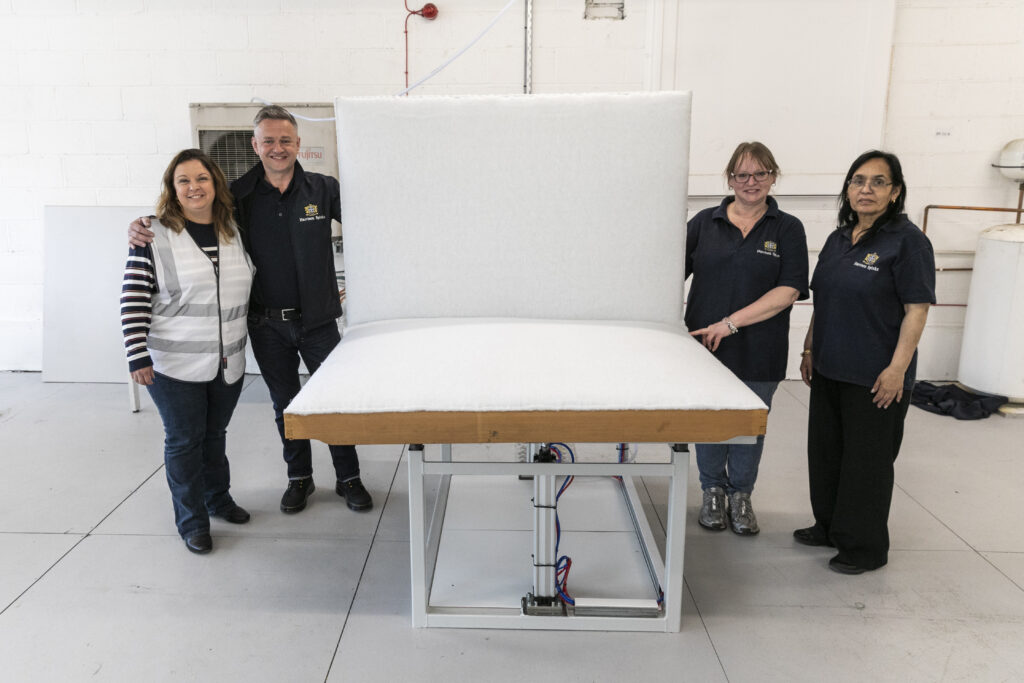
[253,104,297,129]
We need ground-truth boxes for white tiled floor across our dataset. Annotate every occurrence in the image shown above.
[1,372,1022,682]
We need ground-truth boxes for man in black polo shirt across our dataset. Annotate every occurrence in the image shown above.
[130,106,372,515]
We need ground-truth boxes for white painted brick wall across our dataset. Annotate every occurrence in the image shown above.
[886,0,1023,380]
[62,155,128,189]
[889,0,1024,244]
[1,0,1022,374]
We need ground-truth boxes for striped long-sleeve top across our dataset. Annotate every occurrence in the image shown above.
[120,222,220,372]
[121,244,156,372]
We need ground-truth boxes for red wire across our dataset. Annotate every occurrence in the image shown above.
[557,558,572,598]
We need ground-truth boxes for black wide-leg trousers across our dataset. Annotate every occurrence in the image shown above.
[807,371,911,569]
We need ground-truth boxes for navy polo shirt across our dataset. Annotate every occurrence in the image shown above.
[684,196,809,381]
[810,214,935,390]
[247,175,301,309]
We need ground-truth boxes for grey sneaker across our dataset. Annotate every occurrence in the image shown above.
[729,491,759,535]
[698,486,728,531]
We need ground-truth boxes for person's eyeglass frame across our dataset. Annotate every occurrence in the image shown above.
[729,170,775,184]
[848,176,894,190]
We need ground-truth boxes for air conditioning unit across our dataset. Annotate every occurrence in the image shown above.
[190,102,342,240]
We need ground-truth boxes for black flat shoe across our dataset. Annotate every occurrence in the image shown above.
[828,555,871,575]
[215,504,251,524]
[185,532,213,555]
[793,526,834,547]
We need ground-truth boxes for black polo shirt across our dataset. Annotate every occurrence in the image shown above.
[810,214,935,390]
[246,175,301,309]
[684,196,809,381]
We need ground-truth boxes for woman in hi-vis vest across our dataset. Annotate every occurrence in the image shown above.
[121,149,255,555]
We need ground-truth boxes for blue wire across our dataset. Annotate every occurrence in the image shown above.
[550,442,575,462]
[555,556,575,605]
[547,443,577,605]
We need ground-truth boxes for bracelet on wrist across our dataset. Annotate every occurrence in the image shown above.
[800,349,811,357]
[722,318,739,335]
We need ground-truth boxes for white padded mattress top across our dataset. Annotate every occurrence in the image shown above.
[285,318,766,416]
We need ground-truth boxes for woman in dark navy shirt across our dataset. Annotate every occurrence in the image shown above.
[795,150,935,574]
[686,142,809,536]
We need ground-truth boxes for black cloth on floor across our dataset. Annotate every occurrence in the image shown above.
[911,381,1007,420]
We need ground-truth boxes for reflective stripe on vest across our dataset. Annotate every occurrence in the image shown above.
[149,220,254,383]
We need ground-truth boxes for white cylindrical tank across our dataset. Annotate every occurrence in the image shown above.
[958,223,1024,399]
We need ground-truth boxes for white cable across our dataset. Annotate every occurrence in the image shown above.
[523,0,533,94]
[249,97,337,122]
[395,0,518,96]
[253,0,518,121]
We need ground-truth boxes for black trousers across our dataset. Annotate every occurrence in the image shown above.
[248,317,360,481]
[807,372,911,569]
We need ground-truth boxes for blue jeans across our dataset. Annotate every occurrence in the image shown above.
[696,380,779,495]
[247,318,360,481]
[147,372,243,539]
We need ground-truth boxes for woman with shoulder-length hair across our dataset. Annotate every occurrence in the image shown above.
[120,148,255,555]
[794,150,935,574]
[686,141,809,535]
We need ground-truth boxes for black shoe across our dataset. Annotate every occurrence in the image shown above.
[281,478,315,513]
[336,478,373,512]
[828,555,872,575]
[214,503,250,524]
[793,526,834,547]
[184,532,212,555]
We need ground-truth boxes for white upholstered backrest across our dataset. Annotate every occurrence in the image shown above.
[335,92,691,326]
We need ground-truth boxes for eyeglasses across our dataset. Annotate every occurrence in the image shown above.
[848,176,893,189]
[730,170,774,183]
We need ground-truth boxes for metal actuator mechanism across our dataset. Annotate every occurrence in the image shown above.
[523,444,563,616]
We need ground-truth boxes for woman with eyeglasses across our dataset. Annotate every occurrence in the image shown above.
[794,150,935,574]
[685,141,809,536]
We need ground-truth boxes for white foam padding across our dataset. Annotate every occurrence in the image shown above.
[287,318,766,415]
[334,92,691,326]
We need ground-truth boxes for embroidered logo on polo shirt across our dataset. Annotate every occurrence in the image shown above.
[756,240,780,258]
[854,252,880,272]
[299,203,326,223]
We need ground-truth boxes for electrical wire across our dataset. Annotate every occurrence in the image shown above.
[549,442,661,608]
[548,442,576,605]
[249,97,337,122]
[396,0,518,96]
[550,442,574,462]
[253,0,518,123]
[555,556,574,605]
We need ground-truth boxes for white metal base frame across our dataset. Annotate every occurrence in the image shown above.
[407,445,689,632]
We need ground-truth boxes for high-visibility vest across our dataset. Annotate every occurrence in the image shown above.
[149,220,254,384]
